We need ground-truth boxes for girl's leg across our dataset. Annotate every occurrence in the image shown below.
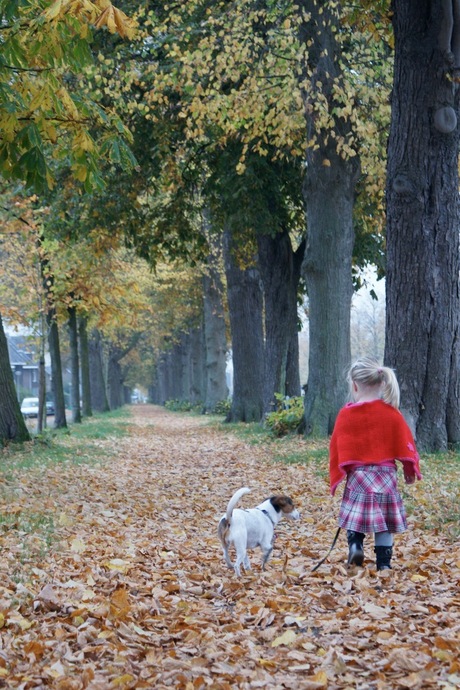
[374,531,393,547]
[374,531,393,570]
[347,530,365,566]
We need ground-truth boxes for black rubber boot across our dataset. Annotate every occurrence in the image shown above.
[375,545,393,571]
[347,530,365,566]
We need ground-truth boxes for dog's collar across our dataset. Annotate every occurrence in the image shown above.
[257,508,275,526]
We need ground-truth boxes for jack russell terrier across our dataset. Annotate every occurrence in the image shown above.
[218,487,300,576]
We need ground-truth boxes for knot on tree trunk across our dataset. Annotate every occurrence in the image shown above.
[433,105,458,133]
[392,173,417,196]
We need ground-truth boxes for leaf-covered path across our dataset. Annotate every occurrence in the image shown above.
[1,405,459,689]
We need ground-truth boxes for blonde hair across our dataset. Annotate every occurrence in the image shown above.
[347,357,400,409]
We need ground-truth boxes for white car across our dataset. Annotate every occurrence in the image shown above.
[21,397,54,417]
[20,397,39,418]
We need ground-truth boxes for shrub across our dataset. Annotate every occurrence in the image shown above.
[164,399,203,413]
[212,399,231,416]
[264,394,304,437]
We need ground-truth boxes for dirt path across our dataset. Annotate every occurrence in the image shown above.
[1,405,459,689]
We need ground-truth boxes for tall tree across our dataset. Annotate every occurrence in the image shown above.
[385,0,460,450]
[67,304,82,424]
[0,315,30,443]
[223,225,264,422]
[202,230,229,413]
[0,0,135,443]
[89,329,110,413]
[78,315,93,417]
[123,0,391,432]
[258,229,305,413]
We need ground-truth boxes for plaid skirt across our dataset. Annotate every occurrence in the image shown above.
[338,465,407,534]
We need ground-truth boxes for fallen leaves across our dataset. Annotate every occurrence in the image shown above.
[0,405,459,688]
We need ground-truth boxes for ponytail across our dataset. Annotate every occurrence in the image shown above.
[348,357,400,409]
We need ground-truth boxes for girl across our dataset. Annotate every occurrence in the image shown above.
[329,357,422,570]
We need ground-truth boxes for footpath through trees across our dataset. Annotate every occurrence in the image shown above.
[0,406,459,688]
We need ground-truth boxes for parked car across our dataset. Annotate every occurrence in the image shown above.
[20,398,54,417]
[20,397,39,418]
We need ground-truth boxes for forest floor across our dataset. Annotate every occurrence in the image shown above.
[0,404,459,689]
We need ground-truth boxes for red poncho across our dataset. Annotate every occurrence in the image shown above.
[329,400,422,496]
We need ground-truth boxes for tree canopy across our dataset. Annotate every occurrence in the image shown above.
[0,0,136,192]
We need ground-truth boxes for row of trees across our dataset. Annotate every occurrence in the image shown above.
[1,0,459,452]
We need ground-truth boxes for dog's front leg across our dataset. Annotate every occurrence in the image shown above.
[260,536,274,570]
[261,548,273,569]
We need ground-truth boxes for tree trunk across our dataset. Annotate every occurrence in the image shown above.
[151,356,167,404]
[258,230,304,414]
[223,225,264,422]
[180,334,190,400]
[68,305,82,424]
[37,309,47,432]
[37,353,46,433]
[385,0,460,450]
[298,0,360,435]
[189,324,206,404]
[107,345,124,410]
[202,215,229,413]
[286,238,306,398]
[203,265,228,411]
[78,315,92,417]
[0,313,31,444]
[89,329,110,413]
[46,311,67,429]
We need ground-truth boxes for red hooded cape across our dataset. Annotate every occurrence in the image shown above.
[329,400,422,496]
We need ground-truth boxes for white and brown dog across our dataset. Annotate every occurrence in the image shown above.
[218,487,300,576]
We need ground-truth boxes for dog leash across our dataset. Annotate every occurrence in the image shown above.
[311,527,341,572]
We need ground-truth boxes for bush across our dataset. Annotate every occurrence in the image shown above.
[211,399,231,416]
[264,394,304,437]
[164,399,203,413]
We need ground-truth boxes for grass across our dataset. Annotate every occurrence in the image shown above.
[0,407,133,574]
[6,407,131,468]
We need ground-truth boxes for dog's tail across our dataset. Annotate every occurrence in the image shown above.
[226,487,251,522]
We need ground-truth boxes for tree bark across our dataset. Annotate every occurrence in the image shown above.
[385,0,460,450]
[89,329,110,413]
[189,324,206,404]
[258,230,304,414]
[106,335,141,409]
[223,225,264,422]
[41,266,67,429]
[0,313,31,444]
[37,352,46,433]
[286,238,305,397]
[78,315,92,417]
[151,355,167,404]
[298,0,360,435]
[203,268,228,411]
[107,345,123,410]
[46,310,67,429]
[67,305,82,424]
[201,214,229,413]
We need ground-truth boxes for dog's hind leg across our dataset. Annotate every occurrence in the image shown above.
[234,549,250,577]
[223,546,234,570]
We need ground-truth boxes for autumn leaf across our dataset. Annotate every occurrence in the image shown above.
[0,406,459,689]
[272,629,297,647]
